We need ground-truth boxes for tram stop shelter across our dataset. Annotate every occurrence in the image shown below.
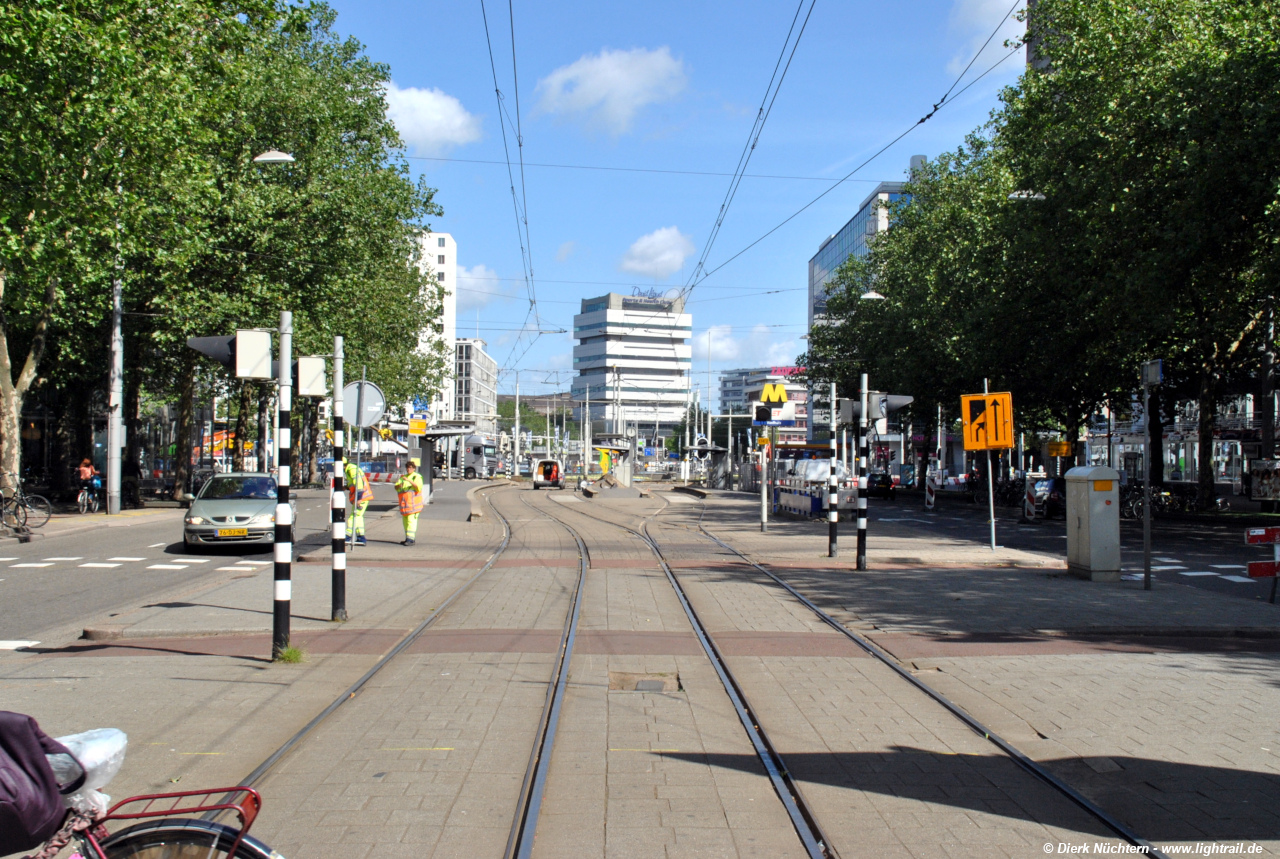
[592,434,635,487]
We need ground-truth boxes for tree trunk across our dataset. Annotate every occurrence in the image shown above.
[257,385,270,470]
[1261,312,1275,459]
[124,368,141,473]
[173,355,196,501]
[0,272,55,494]
[308,399,321,484]
[233,380,252,471]
[1197,370,1218,508]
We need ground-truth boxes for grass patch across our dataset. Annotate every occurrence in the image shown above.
[275,644,306,664]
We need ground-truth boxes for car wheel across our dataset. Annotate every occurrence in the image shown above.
[465,468,476,480]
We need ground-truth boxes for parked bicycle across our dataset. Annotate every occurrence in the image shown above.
[78,475,103,514]
[4,472,52,528]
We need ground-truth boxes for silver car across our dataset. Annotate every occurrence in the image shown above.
[183,473,295,551]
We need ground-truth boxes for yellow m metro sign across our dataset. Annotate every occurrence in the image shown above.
[760,383,788,403]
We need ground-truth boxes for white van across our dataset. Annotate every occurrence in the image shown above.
[533,458,565,489]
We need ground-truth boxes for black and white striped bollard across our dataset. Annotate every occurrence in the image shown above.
[828,382,838,558]
[856,373,869,571]
[331,335,347,622]
[273,310,293,660]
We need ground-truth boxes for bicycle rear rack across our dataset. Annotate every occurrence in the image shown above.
[104,787,262,855]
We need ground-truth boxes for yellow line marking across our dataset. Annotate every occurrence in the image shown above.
[381,747,454,751]
[178,752,223,756]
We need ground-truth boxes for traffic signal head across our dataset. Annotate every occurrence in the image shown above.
[186,330,272,379]
[754,405,771,422]
[840,393,914,422]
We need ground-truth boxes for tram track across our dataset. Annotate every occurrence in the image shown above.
[542,491,837,859]
[647,490,1172,859]
[208,483,589,859]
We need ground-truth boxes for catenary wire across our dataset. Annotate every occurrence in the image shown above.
[404,154,882,183]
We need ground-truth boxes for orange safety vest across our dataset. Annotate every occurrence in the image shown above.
[397,474,423,515]
[347,468,373,505]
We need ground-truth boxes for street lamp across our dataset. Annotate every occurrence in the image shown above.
[860,289,886,300]
[253,149,295,164]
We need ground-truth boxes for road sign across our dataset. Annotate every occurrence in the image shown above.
[1248,560,1280,578]
[408,412,429,436]
[343,381,386,428]
[1245,527,1280,544]
[1046,441,1073,457]
[960,392,1014,451]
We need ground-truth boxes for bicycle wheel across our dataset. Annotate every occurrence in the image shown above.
[98,818,277,858]
[78,490,89,514]
[21,494,51,528]
[2,499,26,529]
[90,491,101,513]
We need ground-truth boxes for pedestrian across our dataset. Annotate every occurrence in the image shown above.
[395,458,424,546]
[344,459,373,546]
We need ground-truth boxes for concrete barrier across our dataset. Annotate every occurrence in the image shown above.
[673,485,708,499]
[468,479,511,521]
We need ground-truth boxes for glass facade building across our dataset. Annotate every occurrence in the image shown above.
[807,182,905,329]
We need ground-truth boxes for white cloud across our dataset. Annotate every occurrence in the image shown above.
[556,240,576,262]
[455,264,517,312]
[534,47,687,135]
[620,226,695,279]
[946,0,1026,78]
[385,82,482,155]
[691,324,799,367]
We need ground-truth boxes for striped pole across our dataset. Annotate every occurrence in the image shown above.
[856,373,869,571]
[925,473,936,510]
[828,382,838,557]
[331,335,347,622]
[273,310,293,660]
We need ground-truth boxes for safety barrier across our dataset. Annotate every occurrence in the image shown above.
[925,474,936,510]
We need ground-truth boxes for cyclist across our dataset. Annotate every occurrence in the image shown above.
[77,459,99,493]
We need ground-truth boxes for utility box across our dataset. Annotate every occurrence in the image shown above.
[1065,466,1121,581]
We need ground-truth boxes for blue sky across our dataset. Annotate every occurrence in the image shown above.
[324,0,1027,406]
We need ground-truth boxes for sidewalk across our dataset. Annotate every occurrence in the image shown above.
[1,506,184,543]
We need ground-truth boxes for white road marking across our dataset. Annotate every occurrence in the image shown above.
[1150,565,1186,570]
[182,559,210,563]
[1222,575,1256,583]
[147,564,188,570]
[235,561,268,566]
[1178,571,1219,577]
[0,557,16,561]
[79,563,121,569]
[1121,574,1144,581]
[43,557,82,561]
[109,557,146,562]
[10,563,52,568]
[1210,564,1246,570]
[0,641,39,650]
[148,542,166,548]
[1155,557,1181,563]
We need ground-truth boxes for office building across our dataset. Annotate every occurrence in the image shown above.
[571,292,691,435]
[416,231,456,422]
[807,178,911,329]
[454,337,497,435]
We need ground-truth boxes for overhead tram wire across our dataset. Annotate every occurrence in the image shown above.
[692,41,1026,290]
[683,0,818,298]
[480,0,542,369]
[404,155,883,183]
[508,0,538,332]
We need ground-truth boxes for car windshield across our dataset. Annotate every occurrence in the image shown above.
[200,476,277,500]
[483,445,497,456]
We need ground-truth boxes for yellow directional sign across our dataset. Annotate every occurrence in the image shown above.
[408,417,428,436]
[1046,440,1073,457]
[760,383,788,403]
[961,392,1014,451]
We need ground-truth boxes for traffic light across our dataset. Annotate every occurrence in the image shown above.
[187,330,272,379]
[840,394,914,422]
[754,405,771,422]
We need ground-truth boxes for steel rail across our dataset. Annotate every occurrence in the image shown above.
[503,490,589,859]
[548,494,835,859]
[206,484,515,816]
[676,496,1169,859]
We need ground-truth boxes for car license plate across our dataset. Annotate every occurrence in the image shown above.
[217,528,248,538]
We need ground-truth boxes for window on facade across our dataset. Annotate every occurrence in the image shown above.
[437,271,445,281]
[438,237,445,247]
[438,255,445,264]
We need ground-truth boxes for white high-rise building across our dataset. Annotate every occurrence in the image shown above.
[454,338,497,435]
[416,232,456,422]
[571,292,691,436]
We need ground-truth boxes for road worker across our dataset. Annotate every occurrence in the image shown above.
[395,459,425,546]
[344,459,373,546]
